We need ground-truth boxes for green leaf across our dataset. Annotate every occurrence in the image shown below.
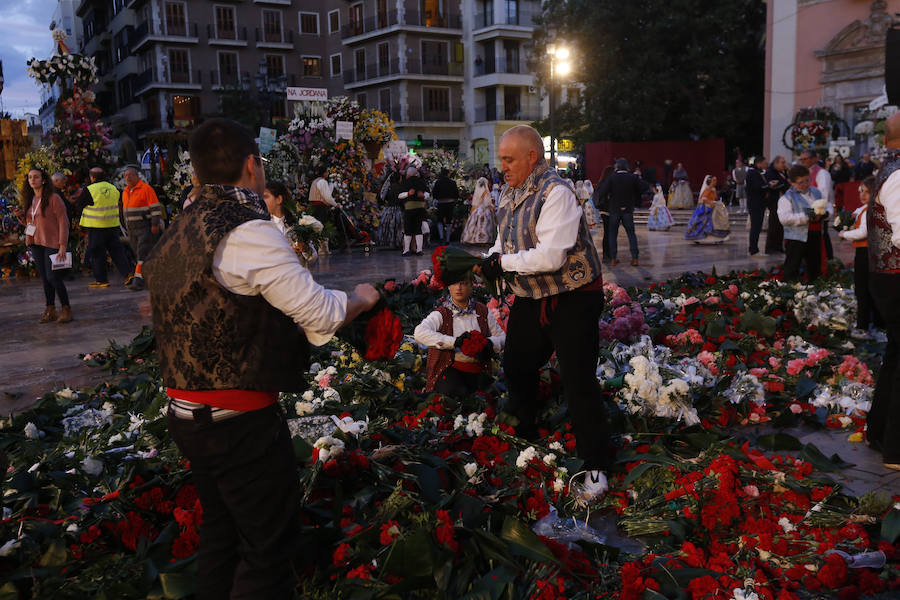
[738,310,777,338]
[624,462,661,487]
[38,539,66,567]
[292,436,313,463]
[383,529,436,578]
[881,508,900,543]
[459,567,516,600]
[500,516,557,563]
[0,582,19,600]
[756,433,802,451]
[799,443,853,472]
[159,572,194,599]
[406,462,443,504]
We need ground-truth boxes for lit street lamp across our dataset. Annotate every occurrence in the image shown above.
[548,45,570,169]
[547,44,570,170]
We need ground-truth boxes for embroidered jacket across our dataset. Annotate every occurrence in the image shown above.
[869,149,900,273]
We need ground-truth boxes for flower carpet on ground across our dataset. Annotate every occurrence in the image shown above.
[2,263,899,599]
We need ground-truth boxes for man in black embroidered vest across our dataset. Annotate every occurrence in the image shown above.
[144,118,379,599]
[481,125,611,501]
[866,113,900,471]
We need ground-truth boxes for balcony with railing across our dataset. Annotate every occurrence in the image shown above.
[131,20,199,51]
[406,59,464,77]
[207,25,249,45]
[343,60,400,84]
[255,27,294,48]
[210,70,251,89]
[406,105,464,123]
[473,5,540,31]
[343,10,461,41]
[343,58,463,86]
[474,105,541,122]
[474,56,524,76]
[134,67,202,94]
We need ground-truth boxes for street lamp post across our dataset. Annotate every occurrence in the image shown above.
[546,44,570,171]
[254,59,287,128]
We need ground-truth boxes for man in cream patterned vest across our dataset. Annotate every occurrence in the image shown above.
[481,125,610,501]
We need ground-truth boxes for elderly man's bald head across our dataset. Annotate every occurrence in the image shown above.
[886,113,900,150]
[500,125,544,155]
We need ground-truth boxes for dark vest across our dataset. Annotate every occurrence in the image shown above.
[869,149,900,273]
[424,303,490,393]
[144,190,309,391]
[497,163,602,298]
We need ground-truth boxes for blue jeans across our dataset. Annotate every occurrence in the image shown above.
[608,212,639,259]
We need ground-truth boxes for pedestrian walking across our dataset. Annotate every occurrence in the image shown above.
[594,158,641,266]
[122,167,164,291]
[81,167,132,288]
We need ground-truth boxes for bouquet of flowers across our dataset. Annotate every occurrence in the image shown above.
[455,330,493,362]
[832,210,855,232]
[290,214,325,246]
[353,108,395,145]
[431,246,483,288]
[336,298,404,362]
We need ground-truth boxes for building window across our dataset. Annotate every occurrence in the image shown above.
[420,0,445,27]
[299,12,319,35]
[172,95,200,128]
[218,51,238,86]
[377,0,388,28]
[302,56,321,77]
[266,54,285,77]
[356,93,367,108]
[504,86,521,119]
[379,89,391,115]
[328,9,340,34]
[378,42,390,76]
[421,40,447,75]
[423,86,449,120]
[330,53,342,77]
[354,49,366,80]
[165,2,187,36]
[478,0,493,27]
[505,0,518,24]
[349,3,363,36]
[117,78,132,108]
[263,10,283,42]
[168,48,190,83]
[113,0,125,15]
[503,40,519,73]
[215,5,236,40]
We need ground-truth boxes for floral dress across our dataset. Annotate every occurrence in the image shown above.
[376,183,405,249]
[461,187,497,245]
[647,188,675,230]
[684,189,730,242]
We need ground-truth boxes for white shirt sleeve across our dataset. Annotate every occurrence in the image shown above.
[414,311,456,349]
[816,169,834,205]
[487,311,506,352]
[878,170,900,249]
[316,178,340,208]
[499,185,582,275]
[841,206,867,241]
[212,220,348,346]
[777,195,809,227]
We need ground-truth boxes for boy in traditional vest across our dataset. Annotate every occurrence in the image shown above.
[777,164,828,282]
[414,269,505,398]
[838,176,881,335]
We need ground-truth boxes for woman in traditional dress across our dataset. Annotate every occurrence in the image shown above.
[647,184,676,231]
[668,162,694,209]
[574,181,603,251]
[376,171,405,249]
[684,175,731,243]
[264,181,317,267]
[461,177,496,245]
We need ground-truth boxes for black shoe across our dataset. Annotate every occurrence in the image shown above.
[415,251,423,256]
[401,251,411,257]
[129,278,146,291]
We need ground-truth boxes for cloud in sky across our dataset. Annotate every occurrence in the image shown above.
[0,0,60,116]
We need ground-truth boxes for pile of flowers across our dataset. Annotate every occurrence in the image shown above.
[2,264,899,599]
[43,89,113,174]
[353,108,396,146]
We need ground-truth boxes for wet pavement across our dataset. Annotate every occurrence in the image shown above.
[5,218,889,499]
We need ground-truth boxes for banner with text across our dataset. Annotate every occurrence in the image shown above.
[286,87,328,102]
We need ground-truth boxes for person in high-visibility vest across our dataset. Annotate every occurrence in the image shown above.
[81,167,132,288]
[123,166,164,291]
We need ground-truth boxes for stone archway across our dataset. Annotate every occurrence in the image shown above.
[815,0,897,130]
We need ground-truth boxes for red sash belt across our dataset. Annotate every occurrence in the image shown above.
[539,276,604,328]
[166,388,278,411]
[452,361,484,374]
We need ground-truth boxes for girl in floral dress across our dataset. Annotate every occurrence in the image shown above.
[647,184,676,230]
[576,180,604,251]
[376,172,405,249]
[461,177,496,245]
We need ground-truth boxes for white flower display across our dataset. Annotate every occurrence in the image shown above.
[298,214,324,232]
[811,199,828,216]
[23,422,40,439]
[791,287,856,332]
[331,415,367,437]
[464,462,478,478]
[515,446,538,469]
[809,381,872,415]
[854,120,874,136]
[61,408,114,437]
[730,587,760,600]
[724,372,767,407]
[313,436,345,463]
[454,412,488,437]
[81,456,103,476]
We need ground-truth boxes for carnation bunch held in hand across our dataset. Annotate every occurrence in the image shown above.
[432,245,504,295]
[455,330,493,362]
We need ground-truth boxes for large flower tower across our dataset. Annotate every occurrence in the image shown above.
[26,29,113,176]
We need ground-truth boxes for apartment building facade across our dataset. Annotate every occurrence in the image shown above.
[38,0,84,130]
[69,0,546,163]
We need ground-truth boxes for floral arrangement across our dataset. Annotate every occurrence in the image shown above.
[325,96,363,123]
[3,264,900,599]
[161,150,193,207]
[289,214,325,247]
[26,53,98,87]
[783,106,846,153]
[853,105,898,164]
[833,210,855,232]
[44,89,113,173]
[456,330,493,361]
[353,108,396,145]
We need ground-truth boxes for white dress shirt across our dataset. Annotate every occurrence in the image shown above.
[212,219,347,346]
[813,167,834,212]
[877,170,900,249]
[414,305,505,363]
[270,214,289,235]
[777,190,813,227]
[840,205,868,242]
[487,184,583,275]
[314,178,340,207]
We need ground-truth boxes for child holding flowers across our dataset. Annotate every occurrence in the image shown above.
[414,259,505,398]
[777,164,828,282]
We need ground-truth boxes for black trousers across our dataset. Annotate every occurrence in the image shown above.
[765,200,784,253]
[868,272,900,462]
[600,214,611,259]
[167,404,301,600]
[783,234,823,282]
[503,287,611,470]
[434,366,481,399]
[436,202,455,223]
[404,208,427,235]
[87,227,132,283]
[853,248,882,330]
[748,200,766,254]
[29,245,70,307]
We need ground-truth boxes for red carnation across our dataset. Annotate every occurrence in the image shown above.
[363,308,404,361]
[458,330,492,360]
[431,246,449,287]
